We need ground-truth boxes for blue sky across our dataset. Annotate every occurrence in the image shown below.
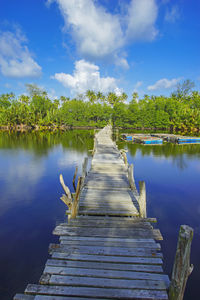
[0,0,200,100]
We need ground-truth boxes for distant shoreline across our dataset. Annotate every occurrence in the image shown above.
[0,125,199,136]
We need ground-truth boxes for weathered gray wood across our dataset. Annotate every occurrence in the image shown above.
[169,225,194,300]
[14,295,35,300]
[59,236,156,243]
[77,210,139,216]
[43,266,169,284]
[46,274,168,290]
[34,296,108,300]
[60,194,71,209]
[72,166,78,189]
[46,259,164,273]
[69,217,157,224]
[59,240,160,250]
[63,221,153,230]
[51,252,163,265]
[34,295,109,300]
[128,164,137,190]
[53,226,163,240]
[71,176,82,219]
[25,284,168,299]
[49,243,162,258]
[120,149,128,166]
[79,203,135,209]
[59,174,72,209]
[82,157,88,178]
[75,215,157,222]
[138,181,147,218]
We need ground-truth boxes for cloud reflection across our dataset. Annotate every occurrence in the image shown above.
[0,151,45,216]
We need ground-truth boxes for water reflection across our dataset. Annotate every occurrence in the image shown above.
[0,130,93,300]
[0,130,199,300]
[118,141,200,170]
[118,140,200,300]
[0,152,45,217]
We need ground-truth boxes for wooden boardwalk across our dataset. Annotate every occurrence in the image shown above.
[15,125,170,300]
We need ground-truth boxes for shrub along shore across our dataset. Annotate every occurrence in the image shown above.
[1,81,200,134]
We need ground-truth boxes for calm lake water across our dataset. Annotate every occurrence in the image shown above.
[0,130,199,299]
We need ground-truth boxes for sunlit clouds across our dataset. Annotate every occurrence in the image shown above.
[0,29,42,78]
[52,59,121,95]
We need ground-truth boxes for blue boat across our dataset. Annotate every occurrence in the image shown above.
[126,135,133,141]
[178,138,200,144]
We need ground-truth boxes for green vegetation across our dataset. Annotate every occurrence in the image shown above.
[0,81,200,134]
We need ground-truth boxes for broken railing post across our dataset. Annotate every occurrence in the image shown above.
[120,149,128,166]
[138,181,147,218]
[93,135,98,155]
[169,225,194,300]
[82,157,88,179]
[128,164,137,190]
[72,166,78,190]
[71,176,83,219]
[59,174,73,210]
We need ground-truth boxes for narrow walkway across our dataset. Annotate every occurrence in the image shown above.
[15,125,169,300]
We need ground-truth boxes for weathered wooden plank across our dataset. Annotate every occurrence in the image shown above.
[77,210,139,216]
[43,266,169,284]
[79,199,135,205]
[75,216,157,222]
[49,243,162,258]
[25,284,168,299]
[84,181,130,188]
[34,296,109,300]
[63,221,153,229]
[34,295,110,300]
[46,259,164,273]
[59,236,157,243]
[79,204,136,210]
[70,217,157,223]
[51,252,163,265]
[45,274,168,290]
[59,240,161,250]
[53,226,163,240]
[14,295,35,300]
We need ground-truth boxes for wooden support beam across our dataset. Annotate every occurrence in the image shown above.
[138,181,147,218]
[128,164,136,190]
[71,176,82,219]
[169,225,194,300]
[59,174,72,209]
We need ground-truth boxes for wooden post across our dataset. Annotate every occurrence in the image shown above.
[82,157,88,178]
[93,137,97,155]
[59,174,72,209]
[71,176,82,219]
[120,149,128,166]
[169,225,194,300]
[128,164,136,190]
[72,166,78,190]
[138,181,147,218]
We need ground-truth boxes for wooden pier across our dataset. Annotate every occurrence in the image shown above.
[14,125,193,300]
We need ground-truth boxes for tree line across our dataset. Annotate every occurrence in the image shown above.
[0,80,200,134]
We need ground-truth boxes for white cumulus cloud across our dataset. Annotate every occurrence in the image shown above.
[52,59,121,95]
[126,0,158,42]
[147,78,181,91]
[48,0,159,63]
[0,29,42,78]
[50,0,124,59]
